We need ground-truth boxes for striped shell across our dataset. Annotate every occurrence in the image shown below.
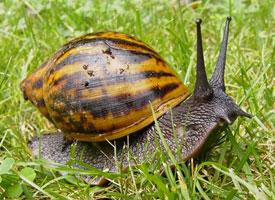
[21,32,189,142]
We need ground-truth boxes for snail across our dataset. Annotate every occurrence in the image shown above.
[21,17,251,185]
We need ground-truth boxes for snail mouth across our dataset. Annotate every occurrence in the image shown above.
[218,117,234,126]
[220,114,236,125]
[217,103,252,127]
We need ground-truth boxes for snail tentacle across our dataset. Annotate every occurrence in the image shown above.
[194,19,213,99]
[210,16,231,91]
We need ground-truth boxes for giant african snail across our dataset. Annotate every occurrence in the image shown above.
[21,17,251,184]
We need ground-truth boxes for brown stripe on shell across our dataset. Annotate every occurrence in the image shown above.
[102,38,160,57]
[52,49,151,72]
[32,99,52,121]
[49,82,179,122]
[67,114,97,133]
[54,36,162,64]
[50,110,99,134]
[66,36,156,56]
[53,54,101,71]
[32,79,43,89]
[52,70,175,91]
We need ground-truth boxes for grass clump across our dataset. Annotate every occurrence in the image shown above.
[0,0,274,199]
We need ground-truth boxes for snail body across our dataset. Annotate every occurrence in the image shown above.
[21,17,251,185]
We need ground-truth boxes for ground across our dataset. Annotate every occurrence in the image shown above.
[0,0,274,199]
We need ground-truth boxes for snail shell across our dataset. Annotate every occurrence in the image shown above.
[21,32,189,141]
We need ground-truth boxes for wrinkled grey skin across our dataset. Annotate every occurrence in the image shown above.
[29,17,251,185]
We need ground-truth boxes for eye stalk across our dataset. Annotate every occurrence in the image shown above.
[194,18,213,99]
[210,16,231,91]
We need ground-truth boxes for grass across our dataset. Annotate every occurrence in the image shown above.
[0,0,274,199]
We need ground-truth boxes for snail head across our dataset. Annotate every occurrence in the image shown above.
[190,17,251,125]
